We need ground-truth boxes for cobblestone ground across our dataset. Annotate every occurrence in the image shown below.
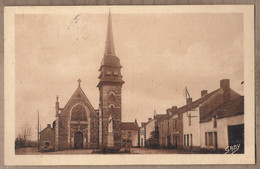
[15,147,198,154]
[15,147,93,154]
[130,148,182,154]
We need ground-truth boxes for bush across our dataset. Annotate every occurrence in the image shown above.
[147,126,160,149]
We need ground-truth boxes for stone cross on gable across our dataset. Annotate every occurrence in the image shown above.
[78,79,81,87]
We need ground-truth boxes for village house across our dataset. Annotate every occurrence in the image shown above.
[139,122,147,147]
[200,95,244,153]
[157,79,243,152]
[157,106,183,148]
[39,124,55,151]
[121,120,139,147]
[140,114,166,147]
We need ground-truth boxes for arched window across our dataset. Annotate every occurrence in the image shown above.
[109,104,115,108]
[108,114,113,133]
[71,104,87,121]
[109,91,116,102]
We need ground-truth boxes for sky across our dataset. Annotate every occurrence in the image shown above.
[15,12,244,140]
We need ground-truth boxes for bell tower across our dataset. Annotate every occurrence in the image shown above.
[97,11,124,151]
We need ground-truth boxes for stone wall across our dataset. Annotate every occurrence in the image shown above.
[100,84,122,149]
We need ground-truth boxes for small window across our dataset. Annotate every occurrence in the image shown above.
[162,123,164,133]
[109,92,116,102]
[205,133,208,146]
[213,116,217,128]
[106,71,112,76]
[187,135,189,146]
[114,71,119,76]
[44,141,50,147]
[184,135,186,146]
[188,115,191,126]
[209,132,213,146]
[109,104,115,108]
[190,134,192,146]
[128,131,131,138]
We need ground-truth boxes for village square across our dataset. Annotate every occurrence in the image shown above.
[15,10,244,155]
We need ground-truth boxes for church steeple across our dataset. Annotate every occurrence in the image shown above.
[97,10,124,88]
[98,10,124,151]
[104,10,115,56]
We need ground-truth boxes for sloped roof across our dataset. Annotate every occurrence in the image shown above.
[121,122,139,130]
[60,85,97,117]
[154,114,167,121]
[141,122,148,127]
[200,96,244,123]
[157,89,221,123]
[177,89,220,115]
[39,126,54,134]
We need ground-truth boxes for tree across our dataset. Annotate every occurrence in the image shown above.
[22,123,32,143]
[147,125,160,148]
[15,123,32,148]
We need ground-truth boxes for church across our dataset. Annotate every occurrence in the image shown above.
[39,11,125,151]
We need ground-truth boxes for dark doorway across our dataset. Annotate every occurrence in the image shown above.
[74,131,83,149]
[214,132,218,150]
[167,135,171,148]
[174,136,178,148]
[228,124,244,153]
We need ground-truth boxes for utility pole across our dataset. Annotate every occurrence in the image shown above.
[37,111,39,149]
[185,87,191,100]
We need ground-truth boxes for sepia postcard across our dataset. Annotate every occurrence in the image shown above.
[4,5,255,165]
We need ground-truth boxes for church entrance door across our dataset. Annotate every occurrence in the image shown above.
[74,131,83,149]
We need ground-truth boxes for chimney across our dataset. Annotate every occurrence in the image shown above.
[166,108,172,115]
[220,79,230,103]
[172,106,177,111]
[47,124,51,128]
[55,95,59,117]
[201,90,208,97]
[186,98,192,105]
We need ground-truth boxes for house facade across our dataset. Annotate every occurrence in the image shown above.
[158,107,183,148]
[139,123,147,147]
[39,124,55,151]
[200,96,244,152]
[156,79,244,152]
[121,121,139,147]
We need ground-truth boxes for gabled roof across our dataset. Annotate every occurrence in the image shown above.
[141,122,148,127]
[200,96,244,123]
[176,89,220,115]
[60,85,97,117]
[39,126,53,134]
[121,122,139,130]
[154,114,167,121]
[157,89,221,123]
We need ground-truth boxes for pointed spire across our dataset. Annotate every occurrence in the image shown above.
[104,9,116,56]
[77,79,81,87]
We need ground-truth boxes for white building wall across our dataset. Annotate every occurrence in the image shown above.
[139,127,145,147]
[183,107,200,147]
[200,115,244,149]
[145,120,155,140]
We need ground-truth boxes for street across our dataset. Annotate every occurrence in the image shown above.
[15,147,194,155]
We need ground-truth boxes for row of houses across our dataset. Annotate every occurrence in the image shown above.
[39,79,244,153]
[139,79,244,153]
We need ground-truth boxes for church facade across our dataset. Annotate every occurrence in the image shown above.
[39,11,124,151]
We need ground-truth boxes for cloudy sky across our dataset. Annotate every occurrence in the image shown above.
[15,11,244,140]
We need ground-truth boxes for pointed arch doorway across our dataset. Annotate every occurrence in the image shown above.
[74,131,83,149]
